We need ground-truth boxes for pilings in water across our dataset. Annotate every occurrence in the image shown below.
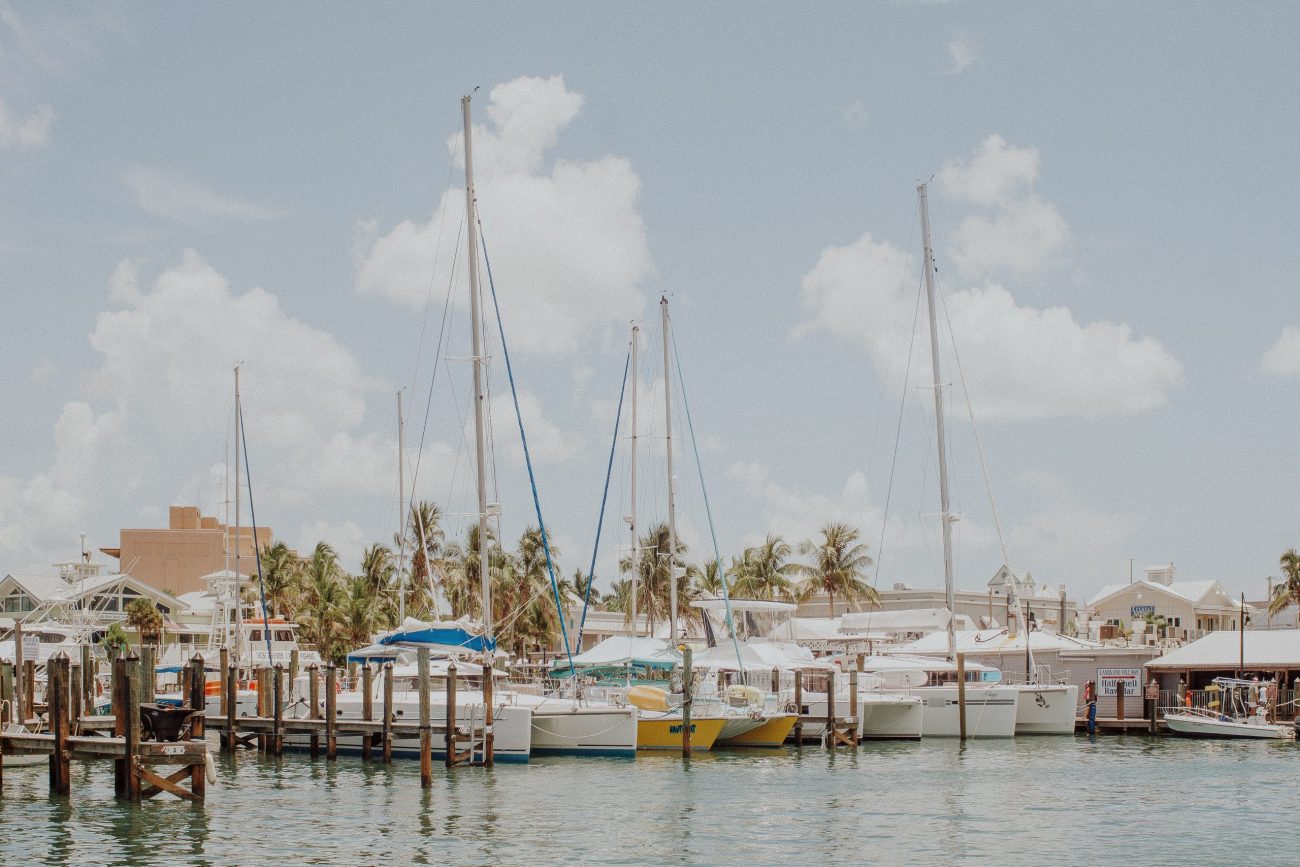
[679,644,693,756]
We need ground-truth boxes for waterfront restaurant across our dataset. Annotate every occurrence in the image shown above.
[1086,564,1252,643]
[1145,630,1300,691]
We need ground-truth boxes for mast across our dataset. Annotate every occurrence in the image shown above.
[918,183,957,663]
[233,365,243,665]
[629,325,639,637]
[660,297,679,641]
[397,389,407,623]
[463,93,491,639]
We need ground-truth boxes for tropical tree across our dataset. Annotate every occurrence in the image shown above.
[690,559,726,598]
[125,597,164,646]
[259,540,301,619]
[442,523,497,620]
[796,523,878,615]
[619,523,688,636]
[360,543,398,627]
[299,542,345,652]
[730,535,799,601]
[340,573,382,652]
[1269,549,1300,628]
[100,622,130,663]
[403,501,445,615]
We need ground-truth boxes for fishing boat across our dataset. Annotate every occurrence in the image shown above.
[1163,677,1290,740]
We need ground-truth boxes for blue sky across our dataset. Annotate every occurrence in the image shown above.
[2,3,1298,604]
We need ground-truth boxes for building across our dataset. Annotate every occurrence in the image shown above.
[1087,564,1252,644]
[797,565,1081,635]
[100,505,272,597]
[1145,630,1300,691]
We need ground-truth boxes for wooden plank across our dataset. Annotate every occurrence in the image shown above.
[137,763,200,802]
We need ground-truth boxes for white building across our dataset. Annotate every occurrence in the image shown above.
[1087,564,1253,644]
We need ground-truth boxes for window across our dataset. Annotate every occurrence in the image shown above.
[250,630,262,642]
[274,630,294,642]
[2,592,33,613]
[1171,617,1181,627]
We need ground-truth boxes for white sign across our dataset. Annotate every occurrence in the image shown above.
[21,634,39,660]
[162,744,186,756]
[1098,668,1141,696]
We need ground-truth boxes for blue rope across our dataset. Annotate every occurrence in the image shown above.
[237,399,274,665]
[669,329,744,671]
[577,349,630,648]
[478,225,575,675]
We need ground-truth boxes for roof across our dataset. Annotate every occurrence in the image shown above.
[1088,579,1251,611]
[1,573,69,601]
[1146,630,1300,671]
[896,628,1104,654]
[841,608,952,634]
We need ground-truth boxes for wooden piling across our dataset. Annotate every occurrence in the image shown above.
[956,652,968,742]
[849,668,860,746]
[69,662,83,733]
[188,655,206,799]
[1,660,13,725]
[48,652,71,796]
[771,667,780,695]
[793,669,804,743]
[272,663,284,755]
[308,663,320,758]
[361,664,373,761]
[115,653,142,800]
[680,643,693,757]
[256,667,271,752]
[80,643,95,714]
[224,663,238,752]
[325,663,337,761]
[481,651,494,768]
[1116,679,1126,721]
[825,669,836,750]
[140,644,156,705]
[382,662,394,764]
[445,660,457,768]
[13,622,24,724]
[289,648,300,692]
[418,648,432,785]
[23,660,35,726]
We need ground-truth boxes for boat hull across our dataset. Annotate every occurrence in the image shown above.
[857,695,924,740]
[528,705,639,758]
[1164,712,1289,740]
[717,714,796,747]
[1013,684,1078,735]
[915,686,1019,738]
[636,716,726,750]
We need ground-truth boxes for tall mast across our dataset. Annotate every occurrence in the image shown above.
[660,297,679,641]
[233,365,243,665]
[463,93,492,638]
[629,324,639,636]
[918,183,957,663]
[396,389,407,623]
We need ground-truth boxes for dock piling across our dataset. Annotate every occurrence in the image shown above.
[325,663,337,761]
[956,652,968,742]
[382,662,394,764]
[793,669,804,743]
[224,663,237,752]
[680,643,693,757]
[48,652,70,795]
[140,645,155,706]
[445,660,457,768]
[308,663,320,758]
[361,663,373,761]
[272,663,284,755]
[418,647,432,786]
[826,669,836,750]
[188,654,207,799]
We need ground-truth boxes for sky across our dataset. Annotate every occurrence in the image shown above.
[2,3,1298,606]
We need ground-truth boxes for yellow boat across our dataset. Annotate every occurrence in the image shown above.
[628,685,727,751]
[716,713,797,748]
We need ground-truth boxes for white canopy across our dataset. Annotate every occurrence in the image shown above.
[839,608,977,635]
[896,628,1103,655]
[563,636,679,668]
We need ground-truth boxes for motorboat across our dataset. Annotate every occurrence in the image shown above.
[860,655,1019,738]
[1164,677,1291,740]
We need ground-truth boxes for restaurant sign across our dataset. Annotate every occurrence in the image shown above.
[1131,605,1155,618]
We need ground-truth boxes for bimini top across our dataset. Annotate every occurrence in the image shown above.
[552,636,679,672]
[377,616,496,654]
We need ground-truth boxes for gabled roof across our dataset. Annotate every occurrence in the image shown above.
[1088,579,1250,612]
[0,574,68,601]
[0,572,185,611]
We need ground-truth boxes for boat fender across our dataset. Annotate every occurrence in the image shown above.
[204,751,217,785]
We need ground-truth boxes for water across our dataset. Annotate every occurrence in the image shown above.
[1,736,1294,865]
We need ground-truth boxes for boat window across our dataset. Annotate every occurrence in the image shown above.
[274,630,294,641]
[250,630,262,641]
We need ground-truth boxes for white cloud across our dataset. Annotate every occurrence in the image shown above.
[297,520,372,574]
[123,165,283,223]
[728,461,885,552]
[0,97,52,149]
[939,134,1039,208]
[354,75,652,356]
[796,231,1183,420]
[947,195,1071,280]
[1262,326,1300,378]
[938,135,1070,279]
[843,99,867,126]
[29,358,56,383]
[946,34,976,74]
[491,389,577,467]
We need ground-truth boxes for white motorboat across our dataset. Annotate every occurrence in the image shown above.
[1011,683,1079,734]
[1163,677,1291,740]
[862,655,1019,738]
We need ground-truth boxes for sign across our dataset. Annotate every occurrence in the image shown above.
[162,744,186,756]
[1131,605,1155,618]
[1145,681,1160,700]
[1098,668,1141,696]
[22,634,39,660]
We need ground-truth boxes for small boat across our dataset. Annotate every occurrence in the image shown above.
[1164,677,1290,740]
[627,685,726,751]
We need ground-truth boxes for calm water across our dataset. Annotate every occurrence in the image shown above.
[1,735,1295,865]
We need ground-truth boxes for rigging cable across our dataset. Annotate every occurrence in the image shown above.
[478,223,575,675]
[669,327,744,671]
[577,348,631,648]
[236,395,274,664]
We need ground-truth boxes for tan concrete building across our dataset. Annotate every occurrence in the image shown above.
[100,506,271,597]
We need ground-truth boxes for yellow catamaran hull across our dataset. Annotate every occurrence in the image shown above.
[716,713,797,748]
[636,716,726,751]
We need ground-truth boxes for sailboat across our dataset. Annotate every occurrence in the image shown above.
[859,184,1021,738]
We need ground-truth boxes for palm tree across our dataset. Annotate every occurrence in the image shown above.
[442,524,497,620]
[360,543,397,627]
[796,522,878,616]
[404,501,445,616]
[259,540,300,619]
[618,523,686,636]
[299,542,345,653]
[1269,549,1300,628]
[125,597,164,646]
[690,559,726,598]
[340,573,382,651]
[730,535,799,601]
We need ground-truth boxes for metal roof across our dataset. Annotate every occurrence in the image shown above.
[1146,630,1300,670]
